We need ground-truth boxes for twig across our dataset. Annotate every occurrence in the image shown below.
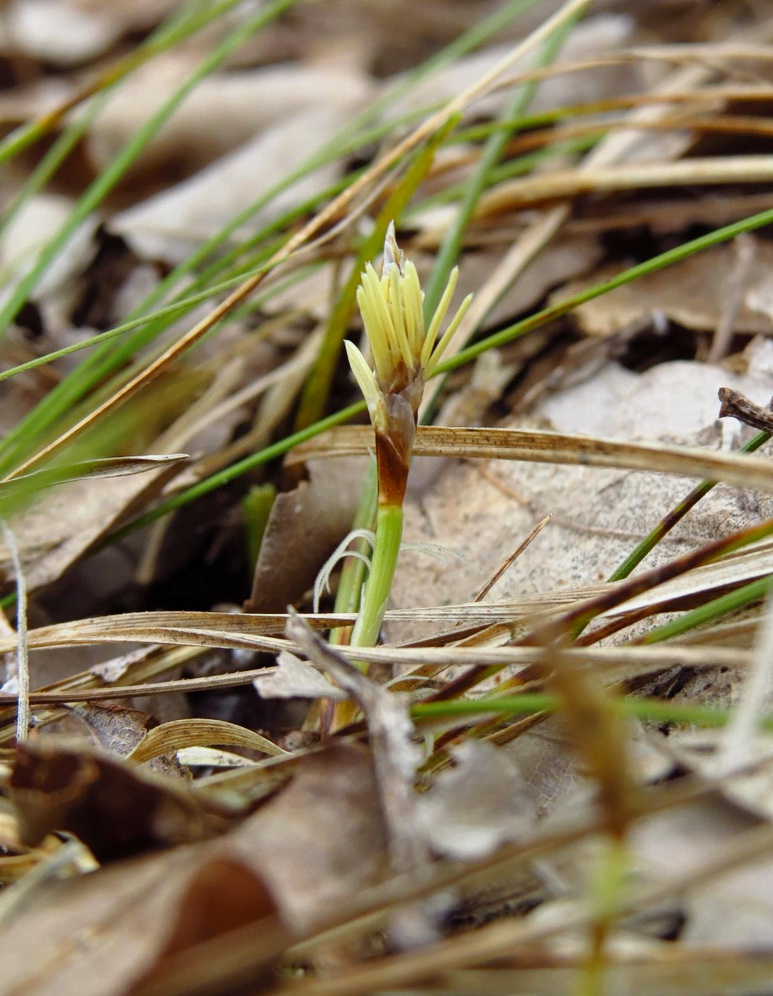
[718,386,773,433]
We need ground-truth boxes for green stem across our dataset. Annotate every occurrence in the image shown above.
[349,502,403,653]
[330,460,378,644]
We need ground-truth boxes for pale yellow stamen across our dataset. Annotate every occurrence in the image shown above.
[348,222,473,409]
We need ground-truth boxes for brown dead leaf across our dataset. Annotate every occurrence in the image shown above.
[9,740,224,861]
[0,743,389,994]
[0,842,288,996]
[125,855,283,996]
[217,742,390,934]
[69,702,184,778]
[246,457,366,613]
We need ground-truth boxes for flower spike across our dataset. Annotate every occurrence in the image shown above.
[348,222,473,502]
[340,224,474,663]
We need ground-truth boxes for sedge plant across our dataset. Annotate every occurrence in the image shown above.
[344,223,472,654]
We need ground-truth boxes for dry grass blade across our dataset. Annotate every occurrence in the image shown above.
[293,424,773,493]
[0,610,344,655]
[127,719,287,764]
[480,156,773,213]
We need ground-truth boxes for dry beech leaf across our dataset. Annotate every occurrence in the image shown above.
[70,702,185,778]
[246,457,365,613]
[0,842,288,996]
[253,651,347,701]
[450,234,603,331]
[9,741,225,861]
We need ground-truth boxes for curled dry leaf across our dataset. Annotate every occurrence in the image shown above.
[126,717,287,763]
[9,740,225,862]
[253,651,347,701]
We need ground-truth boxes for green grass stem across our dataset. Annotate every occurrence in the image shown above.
[349,502,404,651]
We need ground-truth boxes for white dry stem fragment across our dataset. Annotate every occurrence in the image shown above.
[717,590,773,776]
[0,520,29,744]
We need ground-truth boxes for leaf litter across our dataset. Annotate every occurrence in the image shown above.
[5,1,773,994]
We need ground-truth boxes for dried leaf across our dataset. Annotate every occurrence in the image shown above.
[126,717,287,763]
[253,651,347,701]
[229,742,389,933]
[246,457,365,612]
[111,108,358,264]
[388,358,773,637]
[10,741,224,861]
[87,58,373,181]
[417,741,537,861]
[560,241,773,338]
[0,842,287,996]
[384,16,640,123]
